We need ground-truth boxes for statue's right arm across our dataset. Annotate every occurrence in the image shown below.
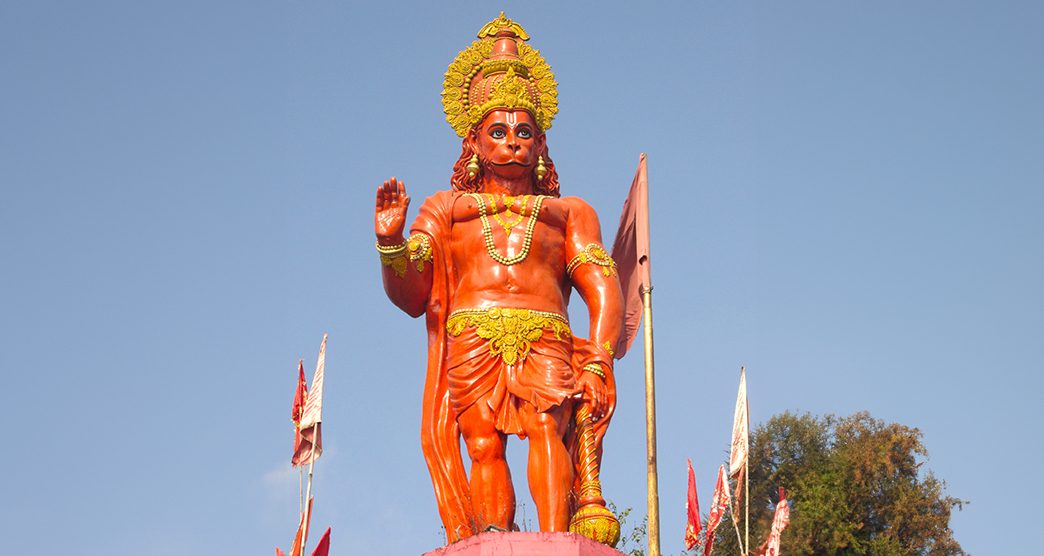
[375,177,433,318]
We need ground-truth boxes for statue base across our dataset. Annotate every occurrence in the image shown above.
[423,532,625,556]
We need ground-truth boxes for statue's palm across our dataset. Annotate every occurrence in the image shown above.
[375,177,411,241]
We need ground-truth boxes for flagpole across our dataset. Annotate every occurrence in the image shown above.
[731,506,744,554]
[301,427,318,556]
[744,456,750,556]
[641,286,661,556]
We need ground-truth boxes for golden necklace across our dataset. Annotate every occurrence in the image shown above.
[466,193,547,266]
[487,193,526,237]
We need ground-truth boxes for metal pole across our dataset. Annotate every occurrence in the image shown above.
[642,286,660,556]
[745,457,750,555]
[301,428,318,556]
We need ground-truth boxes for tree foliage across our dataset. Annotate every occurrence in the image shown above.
[712,411,966,556]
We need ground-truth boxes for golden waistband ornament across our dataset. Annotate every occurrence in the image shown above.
[442,12,558,137]
[446,307,571,366]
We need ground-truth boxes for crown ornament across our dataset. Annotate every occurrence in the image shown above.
[442,12,559,137]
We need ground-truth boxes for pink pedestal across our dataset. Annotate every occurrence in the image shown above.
[422,532,625,556]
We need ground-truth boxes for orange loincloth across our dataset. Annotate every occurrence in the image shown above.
[446,312,580,437]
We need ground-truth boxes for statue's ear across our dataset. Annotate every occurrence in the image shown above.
[465,128,479,154]
[536,131,546,154]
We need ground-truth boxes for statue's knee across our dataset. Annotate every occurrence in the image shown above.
[524,411,564,440]
[465,434,504,463]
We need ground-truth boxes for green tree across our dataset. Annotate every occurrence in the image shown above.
[713,411,966,556]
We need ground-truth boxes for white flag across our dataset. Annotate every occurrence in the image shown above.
[729,367,749,478]
[299,334,327,430]
[293,334,327,466]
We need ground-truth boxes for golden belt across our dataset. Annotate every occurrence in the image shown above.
[446,307,571,366]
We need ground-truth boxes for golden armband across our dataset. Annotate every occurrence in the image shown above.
[376,240,408,278]
[566,244,617,278]
[406,233,433,272]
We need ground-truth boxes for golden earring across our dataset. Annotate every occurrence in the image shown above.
[467,154,480,178]
[535,156,547,181]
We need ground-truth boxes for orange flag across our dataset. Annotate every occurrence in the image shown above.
[310,527,332,556]
[289,497,314,556]
[293,335,327,466]
[704,464,732,556]
[610,154,651,359]
[684,459,703,550]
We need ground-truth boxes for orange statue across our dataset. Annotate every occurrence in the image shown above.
[374,13,624,544]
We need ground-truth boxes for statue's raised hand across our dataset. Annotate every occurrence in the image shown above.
[374,177,411,243]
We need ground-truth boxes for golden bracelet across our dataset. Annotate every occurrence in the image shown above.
[582,363,606,381]
[375,239,408,255]
[566,243,617,278]
[376,240,408,277]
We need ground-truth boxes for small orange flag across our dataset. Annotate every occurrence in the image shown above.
[286,497,314,556]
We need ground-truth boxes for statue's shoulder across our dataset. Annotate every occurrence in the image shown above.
[557,195,599,219]
[413,190,462,235]
[422,189,459,207]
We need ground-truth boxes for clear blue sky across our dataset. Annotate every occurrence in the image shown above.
[2,2,1041,554]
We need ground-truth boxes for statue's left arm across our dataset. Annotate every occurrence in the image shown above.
[563,197,625,420]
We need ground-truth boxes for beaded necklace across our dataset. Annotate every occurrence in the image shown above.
[466,192,548,265]
[487,193,526,237]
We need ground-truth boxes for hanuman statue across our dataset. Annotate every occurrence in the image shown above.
[374,13,624,544]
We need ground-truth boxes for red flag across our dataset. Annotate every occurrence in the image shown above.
[610,153,651,359]
[310,527,331,556]
[729,367,749,515]
[293,334,327,466]
[292,359,308,460]
[684,459,703,550]
[703,464,732,556]
[276,549,286,556]
[755,488,791,556]
[292,359,307,424]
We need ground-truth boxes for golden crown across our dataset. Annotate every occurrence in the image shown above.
[442,13,559,137]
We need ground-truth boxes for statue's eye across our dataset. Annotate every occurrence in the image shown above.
[490,128,506,139]
[517,128,532,139]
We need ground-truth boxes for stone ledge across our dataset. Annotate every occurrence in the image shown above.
[423,531,625,556]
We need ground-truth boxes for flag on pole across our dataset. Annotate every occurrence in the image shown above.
[310,527,332,556]
[293,334,327,466]
[684,459,703,550]
[755,488,791,556]
[610,153,651,359]
[285,497,313,556]
[729,367,749,514]
[292,359,308,460]
[703,464,732,556]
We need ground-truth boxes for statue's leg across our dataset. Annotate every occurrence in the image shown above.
[457,396,515,530]
[518,399,575,532]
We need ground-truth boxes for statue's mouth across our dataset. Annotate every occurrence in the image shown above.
[491,161,527,167]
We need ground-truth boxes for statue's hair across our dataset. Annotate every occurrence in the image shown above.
[450,129,560,197]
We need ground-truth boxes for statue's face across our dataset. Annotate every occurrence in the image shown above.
[471,109,544,179]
